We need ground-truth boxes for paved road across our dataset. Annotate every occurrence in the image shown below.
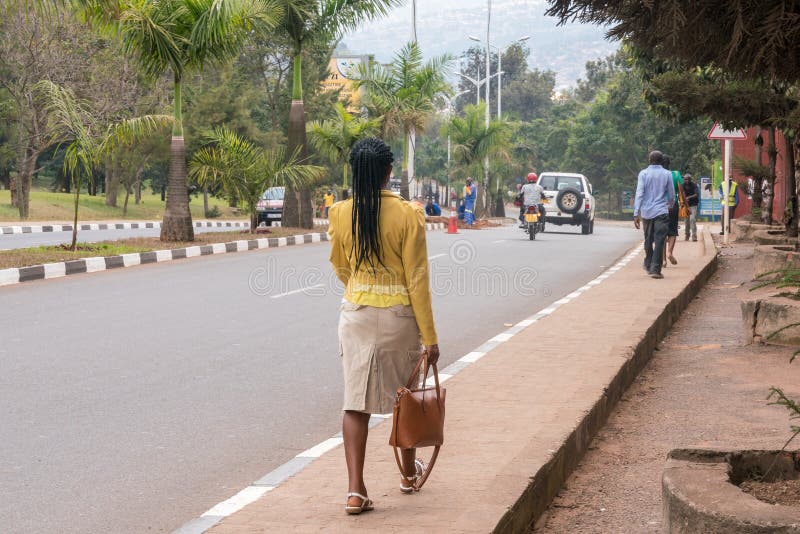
[0,222,641,534]
[0,225,251,250]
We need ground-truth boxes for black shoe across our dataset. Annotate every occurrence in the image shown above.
[649,272,664,279]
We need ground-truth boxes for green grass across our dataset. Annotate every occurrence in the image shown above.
[0,242,154,270]
[0,190,246,223]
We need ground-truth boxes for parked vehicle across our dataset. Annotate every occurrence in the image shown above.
[256,186,285,226]
[538,172,596,234]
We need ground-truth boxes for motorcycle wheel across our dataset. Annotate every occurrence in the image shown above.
[529,223,536,240]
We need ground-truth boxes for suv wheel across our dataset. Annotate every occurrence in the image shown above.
[556,187,583,214]
[581,220,591,235]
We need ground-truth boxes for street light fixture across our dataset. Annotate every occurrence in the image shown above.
[468,35,530,119]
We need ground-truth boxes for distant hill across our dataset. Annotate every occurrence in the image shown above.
[340,0,618,89]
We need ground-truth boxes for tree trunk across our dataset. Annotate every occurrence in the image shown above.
[122,185,131,216]
[764,127,777,225]
[71,174,81,250]
[203,186,209,217]
[406,127,416,201]
[9,171,18,208]
[400,134,411,200]
[105,155,120,207]
[160,74,194,242]
[16,149,37,219]
[135,177,142,204]
[787,133,798,238]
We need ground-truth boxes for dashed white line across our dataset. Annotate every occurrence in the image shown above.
[270,283,325,299]
[296,437,343,458]
[429,253,446,261]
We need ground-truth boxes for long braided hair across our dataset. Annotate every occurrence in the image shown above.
[349,138,393,272]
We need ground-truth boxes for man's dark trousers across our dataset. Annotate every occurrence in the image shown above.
[643,214,669,274]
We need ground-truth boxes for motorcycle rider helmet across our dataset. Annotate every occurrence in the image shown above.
[526,172,538,183]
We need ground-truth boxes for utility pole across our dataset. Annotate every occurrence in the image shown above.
[483,0,491,216]
[405,0,418,200]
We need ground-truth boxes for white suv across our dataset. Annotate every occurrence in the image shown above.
[538,172,596,234]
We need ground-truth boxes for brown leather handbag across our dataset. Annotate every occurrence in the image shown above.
[389,353,446,491]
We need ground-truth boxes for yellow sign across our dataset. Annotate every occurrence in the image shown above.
[321,55,369,112]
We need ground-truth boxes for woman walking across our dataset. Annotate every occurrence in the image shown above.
[328,138,440,515]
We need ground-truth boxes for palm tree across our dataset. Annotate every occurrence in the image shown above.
[444,103,511,216]
[116,0,280,241]
[354,42,452,200]
[189,127,324,232]
[276,0,401,229]
[307,103,381,198]
[36,80,171,249]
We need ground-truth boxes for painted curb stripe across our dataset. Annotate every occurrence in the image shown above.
[169,244,644,534]
[0,220,257,235]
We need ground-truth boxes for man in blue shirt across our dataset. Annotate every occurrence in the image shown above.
[634,151,675,278]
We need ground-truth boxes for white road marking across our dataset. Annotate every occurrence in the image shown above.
[296,437,343,458]
[428,253,446,261]
[270,283,325,299]
[201,486,273,517]
[492,239,505,244]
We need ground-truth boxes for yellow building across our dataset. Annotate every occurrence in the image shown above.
[321,55,371,112]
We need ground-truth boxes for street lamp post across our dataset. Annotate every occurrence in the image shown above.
[442,90,470,211]
[469,35,530,119]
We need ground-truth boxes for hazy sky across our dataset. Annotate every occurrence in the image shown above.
[340,0,617,87]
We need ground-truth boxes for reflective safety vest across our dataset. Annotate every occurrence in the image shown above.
[721,181,738,207]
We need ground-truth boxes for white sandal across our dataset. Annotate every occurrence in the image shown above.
[345,492,374,515]
[399,458,426,494]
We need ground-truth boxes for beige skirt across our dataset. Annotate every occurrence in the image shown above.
[339,301,422,414]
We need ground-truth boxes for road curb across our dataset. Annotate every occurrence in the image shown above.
[496,227,719,533]
[0,223,446,288]
[0,220,252,234]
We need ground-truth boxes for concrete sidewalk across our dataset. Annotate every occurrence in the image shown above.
[186,229,716,533]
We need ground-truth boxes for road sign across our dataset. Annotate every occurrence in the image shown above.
[707,122,747,140]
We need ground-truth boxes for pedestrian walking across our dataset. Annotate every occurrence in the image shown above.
[718,180,740,235]
[324,190,335,218]
[463,177,476,225]
[328,138,440,515]
[682,173,699,241]
[661,156,685,267]
[634,151,675,279]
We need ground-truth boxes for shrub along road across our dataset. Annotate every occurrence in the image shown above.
[0,222,641,534]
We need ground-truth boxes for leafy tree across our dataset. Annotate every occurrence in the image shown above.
[306,103,380,197]
[501,69,556,122]
[444,103,511,215]
[36,80,171,248]
[274,0,401,229]
[546,1,800,84]
[354,42,452,200]
[116,0,280,241]
[189,127,323,232]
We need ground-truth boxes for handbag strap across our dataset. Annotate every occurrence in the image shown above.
[392,445,441,491]
[405,352,442,411]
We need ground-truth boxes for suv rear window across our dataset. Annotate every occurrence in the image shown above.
[539,175,583,192]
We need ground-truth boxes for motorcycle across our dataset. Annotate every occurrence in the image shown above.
[523,205,545,240]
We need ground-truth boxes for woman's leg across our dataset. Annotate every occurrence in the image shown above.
[401,448,417,479]
[343,410,370,500]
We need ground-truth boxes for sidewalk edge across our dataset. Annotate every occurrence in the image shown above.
[494,228,719,533]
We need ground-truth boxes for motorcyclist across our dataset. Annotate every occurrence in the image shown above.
[519,172,545,228]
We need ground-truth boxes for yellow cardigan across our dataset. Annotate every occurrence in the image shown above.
[328,190,438,345]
